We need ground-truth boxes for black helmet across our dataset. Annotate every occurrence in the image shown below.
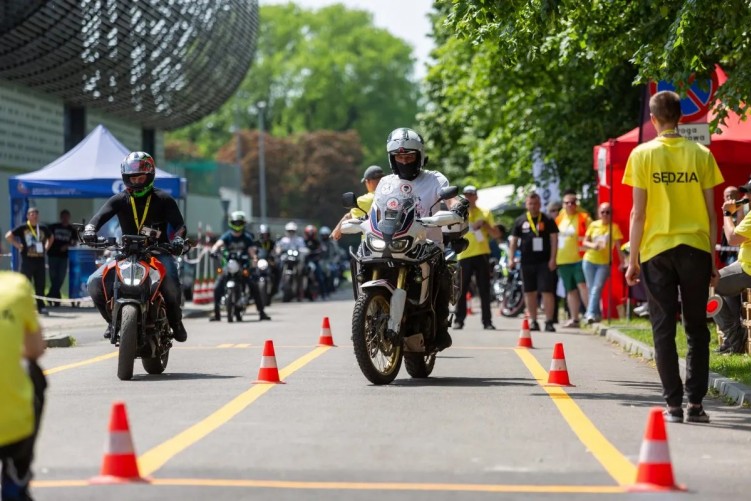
[121,152,156,198]
[386,128,427,181]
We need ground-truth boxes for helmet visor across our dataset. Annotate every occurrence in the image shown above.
[122,159,153,175]
[230,220,245,227]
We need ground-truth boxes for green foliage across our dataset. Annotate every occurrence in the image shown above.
[424,0,751,196]
[168,4,420,168]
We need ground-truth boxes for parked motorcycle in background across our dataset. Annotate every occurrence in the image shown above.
[495,249,524,317]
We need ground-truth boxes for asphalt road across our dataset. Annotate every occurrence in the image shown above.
[30,290,751,500]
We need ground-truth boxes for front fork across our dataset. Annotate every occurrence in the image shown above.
[387,268,408,335]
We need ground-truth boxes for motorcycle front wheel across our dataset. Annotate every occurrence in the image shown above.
[117,304,138,381]
[352,289,402,385]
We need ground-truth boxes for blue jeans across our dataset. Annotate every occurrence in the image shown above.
[582,260,610,319]
[87,254,182,327]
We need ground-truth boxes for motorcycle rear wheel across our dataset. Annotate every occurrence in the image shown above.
[403,352,436,378]
[501,283,525,317]
[352,289,402,385]
[117,304,138,381]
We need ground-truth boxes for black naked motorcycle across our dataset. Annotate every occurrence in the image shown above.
[340,186,468,385]
[216,250,251,322]
[75,224,191,381]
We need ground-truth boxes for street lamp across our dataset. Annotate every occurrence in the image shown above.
[256,101,267,223]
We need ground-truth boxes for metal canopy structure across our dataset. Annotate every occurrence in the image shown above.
[0,0,259,129]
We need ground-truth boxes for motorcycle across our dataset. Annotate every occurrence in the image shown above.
[216,250,251,322]
[255,257,273,307]
[279,246,309,302]
[340,186,468,385]
[75,224,191,381]
[492,250,524,317]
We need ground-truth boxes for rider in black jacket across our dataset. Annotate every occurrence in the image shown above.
[83,152,188,342]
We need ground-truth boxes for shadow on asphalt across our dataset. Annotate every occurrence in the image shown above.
[131,373,241,381]
[390,376,537,388]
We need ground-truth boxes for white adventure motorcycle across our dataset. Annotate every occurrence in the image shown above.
[341,185,469,384]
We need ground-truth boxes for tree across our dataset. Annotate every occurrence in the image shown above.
[168,4,421,168]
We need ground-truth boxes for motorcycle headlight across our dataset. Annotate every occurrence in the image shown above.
[227,259,241,274]
[367,235,386,251]
[119,261,147,286]
[257,258,269,271]
[390,238,412,252]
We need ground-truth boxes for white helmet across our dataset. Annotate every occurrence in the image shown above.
[229,211,247,232]
[284,221,298,232]
[386,127,427,181]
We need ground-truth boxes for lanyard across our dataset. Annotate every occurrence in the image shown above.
[27,220,39,240]
[130,194,152,233]
[526,212,541,236]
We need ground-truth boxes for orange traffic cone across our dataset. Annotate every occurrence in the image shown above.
[629,407,686,492]
[517,317,533,348]
[466,292,474,315]
[254,340,285,384]
[546,342,574,386]
[318,317,336,347]
[89,402,149,484]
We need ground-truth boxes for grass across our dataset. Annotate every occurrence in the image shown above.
[606,317,751,387]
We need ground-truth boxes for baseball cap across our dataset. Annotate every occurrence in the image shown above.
[361,165,385,183]
[462,185,477,195]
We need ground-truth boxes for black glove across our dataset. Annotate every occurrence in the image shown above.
[210,250,218,259]
[170,237,185,254]
[82,224,98,245]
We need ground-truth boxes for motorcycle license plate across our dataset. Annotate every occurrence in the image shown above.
[227,280,236,288]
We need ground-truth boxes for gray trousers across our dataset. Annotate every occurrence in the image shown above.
[714,261,751,348]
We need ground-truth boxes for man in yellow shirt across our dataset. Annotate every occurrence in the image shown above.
[581,202,626,323]
[0,271,46,501]
[555,190,592,327]
[454,186,500,330]
[623,90,722,424]
[332,165,385,240]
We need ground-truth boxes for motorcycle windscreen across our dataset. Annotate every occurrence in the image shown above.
[371,191,416,239]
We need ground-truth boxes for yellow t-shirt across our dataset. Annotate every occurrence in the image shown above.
[555,211,592,265]
[732,212,751,275]
[0,272,40,445]
[458,206,495,260]
[351,192,375,219]
[583,220,624,265]
[622,136,723,262]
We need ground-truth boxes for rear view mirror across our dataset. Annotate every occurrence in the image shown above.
[342,192,357,209]
[440,186,459,200]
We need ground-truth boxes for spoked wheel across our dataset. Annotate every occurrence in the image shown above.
[352,289,402,385]
[501,281,525,317]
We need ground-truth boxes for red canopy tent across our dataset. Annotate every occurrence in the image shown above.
[593,71,751,318]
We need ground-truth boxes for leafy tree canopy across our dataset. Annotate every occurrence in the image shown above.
[168,3,421,168]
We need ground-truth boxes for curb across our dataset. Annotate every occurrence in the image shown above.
[591,324,751,407]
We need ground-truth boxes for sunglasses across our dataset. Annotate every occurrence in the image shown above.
[563,201,577,205]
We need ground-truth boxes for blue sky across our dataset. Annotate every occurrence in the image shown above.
[259,0,435,79]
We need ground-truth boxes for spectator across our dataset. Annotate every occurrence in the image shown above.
[547,201,563,324]
[581,202,626,323]
[509,192,559,332]
[489,223,508,261]
[555,189,592,327]
[453,185,500,330]
[332,165,385,240]
[5,207,53,314]
[47,209,77,307]
[718,186,741,266]
[0,271,47,501]
[623,90,722,423]
[712,179,751,354]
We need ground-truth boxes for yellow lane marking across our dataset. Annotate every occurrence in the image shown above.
[32,478,626,493]
[43,352,118,375]
[236,343,251,348]
[217,343,234,348]
[514,348,636,486]
[137,346,331,476]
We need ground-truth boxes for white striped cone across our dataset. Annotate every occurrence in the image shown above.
[254,340,285,384]
[547,342,573,386]
[629,407,684,491]
[89,402,148,484]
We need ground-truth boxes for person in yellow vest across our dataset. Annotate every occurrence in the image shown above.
[453,186,501,330]
[0,271,47,501]
[581,202,626,323]
[332,165,385,240]
[555,189,592,327]
[624,90,722,424]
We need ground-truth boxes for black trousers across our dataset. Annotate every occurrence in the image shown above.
[456,254,492,326]
[20,258,46,311]
[641,245,712,407]
[0,361,46,501]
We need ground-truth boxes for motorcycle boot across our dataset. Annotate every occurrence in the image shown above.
[209,305,221,322]
[259,312,271,321]
[171,320,188,342]
[93,301,113,339]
